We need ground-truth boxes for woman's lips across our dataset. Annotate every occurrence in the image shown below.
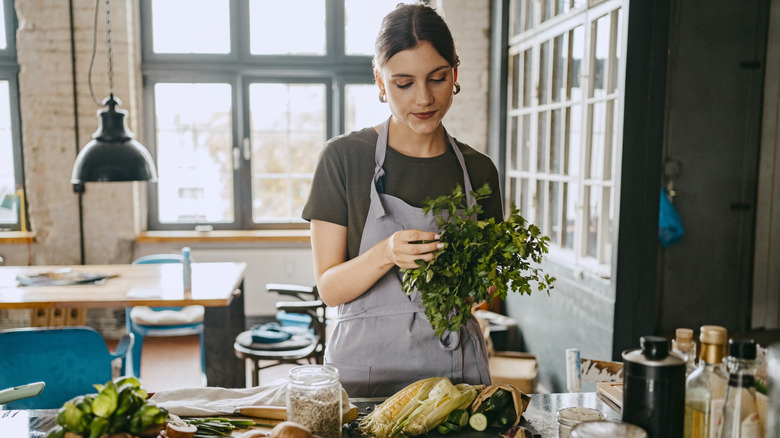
[413,111,436,120]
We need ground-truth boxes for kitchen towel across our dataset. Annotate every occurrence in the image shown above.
[149,379,289,416]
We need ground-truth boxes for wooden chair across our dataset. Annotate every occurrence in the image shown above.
[233,284,326,387]
[0,326,132,409]
[125,254,205,384]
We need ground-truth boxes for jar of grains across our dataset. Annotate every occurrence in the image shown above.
[557,407,606,438]
[287,365,342,438]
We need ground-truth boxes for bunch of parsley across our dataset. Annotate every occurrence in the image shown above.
[401,184,555,337]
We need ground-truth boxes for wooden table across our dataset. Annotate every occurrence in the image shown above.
[16,392,621,438]
[0,262,248,388]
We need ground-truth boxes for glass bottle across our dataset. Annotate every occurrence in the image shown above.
[684,325,729,438]
[720,339,761,438]
[287,364,342,438]
[673,328,699,377]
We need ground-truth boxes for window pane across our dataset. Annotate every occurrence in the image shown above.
[345,84,389,133]
[511,53,520,109]
[509,116,518,171]
[539,40,550,105]
[0,81,16,225]
[151,0,230,54]
[589,100,605,180]
[586,186,599,258]
[345,0,414,55]
[249,83,326,222]
[563,182,574,249]
[520,114,531,171]
[0,5,6,50]
[549,181,560,244]
[535,180,546,228]
[569,26,584,102]
[522,49,533,107]
[567,104,580,176]
[250,0,325,55]
[550,108,562,173]
[520,178,530,219]
[537,111,548,172]
[552,34,565,102]
[592,14,610,98]
[155,83,234,223]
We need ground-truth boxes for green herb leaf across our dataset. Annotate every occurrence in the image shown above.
[401,184,555,336]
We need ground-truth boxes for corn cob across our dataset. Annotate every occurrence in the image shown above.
[358,377,442,438]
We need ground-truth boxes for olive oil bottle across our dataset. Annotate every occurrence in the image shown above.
[684,325,729,438]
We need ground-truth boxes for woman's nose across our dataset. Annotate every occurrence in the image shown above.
[415,84,434,106]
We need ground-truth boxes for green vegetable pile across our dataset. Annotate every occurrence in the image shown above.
[401,184,555,337]
[46,377,167,438]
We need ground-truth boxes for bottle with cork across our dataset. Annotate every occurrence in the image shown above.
[673,328,699,377]
[684,325,729,438]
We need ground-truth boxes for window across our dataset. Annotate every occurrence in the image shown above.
[505,0,624,274]
[0,0,23,231]
[141,0,412,229]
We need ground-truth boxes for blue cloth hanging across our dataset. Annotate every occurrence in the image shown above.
[659,187,684,247]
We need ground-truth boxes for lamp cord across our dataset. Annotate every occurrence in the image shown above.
[87,0,114,107]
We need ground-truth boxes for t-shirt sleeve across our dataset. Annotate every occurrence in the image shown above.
[478,158,504,223]
[301,142,348,226]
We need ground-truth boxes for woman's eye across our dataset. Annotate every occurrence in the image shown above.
[430,77,446,82]
[396,82,412,89]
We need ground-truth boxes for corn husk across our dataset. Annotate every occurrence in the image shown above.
[358,377,479,438]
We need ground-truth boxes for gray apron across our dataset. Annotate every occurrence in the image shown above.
[324,118,491,398]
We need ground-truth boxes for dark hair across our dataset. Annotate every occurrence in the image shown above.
[374,4,459,70]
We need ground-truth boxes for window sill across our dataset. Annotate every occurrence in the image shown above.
[0,230,35,244]
[136,229,311,244]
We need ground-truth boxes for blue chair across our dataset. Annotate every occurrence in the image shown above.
[125,254,206,384]
[0,326,132,409]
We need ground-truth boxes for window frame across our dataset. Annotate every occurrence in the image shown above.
[140,0,379,230]
[0,0,24,232]
[504,0,624,276]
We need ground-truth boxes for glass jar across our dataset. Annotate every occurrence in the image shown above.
[557,407,606,438]
[571,420,648,438]
[287,365,342,438]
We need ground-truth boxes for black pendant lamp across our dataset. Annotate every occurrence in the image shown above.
[71,0,157,186]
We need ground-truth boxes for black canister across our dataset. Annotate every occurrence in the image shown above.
[622,335,686,438]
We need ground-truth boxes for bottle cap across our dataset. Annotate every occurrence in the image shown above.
[676,328,693,342]
[641,335,670,360]
[728,338,756,360]
[700,325,727,345]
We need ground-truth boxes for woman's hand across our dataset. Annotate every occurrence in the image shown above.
[385,230,443,269]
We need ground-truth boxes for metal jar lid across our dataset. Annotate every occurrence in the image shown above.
[571,420,648,438]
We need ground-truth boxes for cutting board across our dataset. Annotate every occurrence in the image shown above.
[596,381,623,411]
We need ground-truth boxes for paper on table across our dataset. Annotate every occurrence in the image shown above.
[149,379,289,416]
[126,288,164,298]
[0,411,29,438]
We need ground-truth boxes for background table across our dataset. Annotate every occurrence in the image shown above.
[0,262,247,388]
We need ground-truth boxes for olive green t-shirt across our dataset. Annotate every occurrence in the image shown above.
[302,127,503,260]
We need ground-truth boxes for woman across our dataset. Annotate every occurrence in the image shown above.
[302,4,503,397]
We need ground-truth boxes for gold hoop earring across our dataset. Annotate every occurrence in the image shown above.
[379,90,388,103]
[453,82,461,95]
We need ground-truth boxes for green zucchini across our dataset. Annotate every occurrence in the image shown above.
[437,424,452,435]
[485,388,513,411]
[469,413,489,431]
[496,404,518,427]
[447,409,470,428]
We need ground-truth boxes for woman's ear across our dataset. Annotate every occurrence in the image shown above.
[374,69,385,92]
[453,66,458,83]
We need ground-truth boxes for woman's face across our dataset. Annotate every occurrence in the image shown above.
[376,41,457,137]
